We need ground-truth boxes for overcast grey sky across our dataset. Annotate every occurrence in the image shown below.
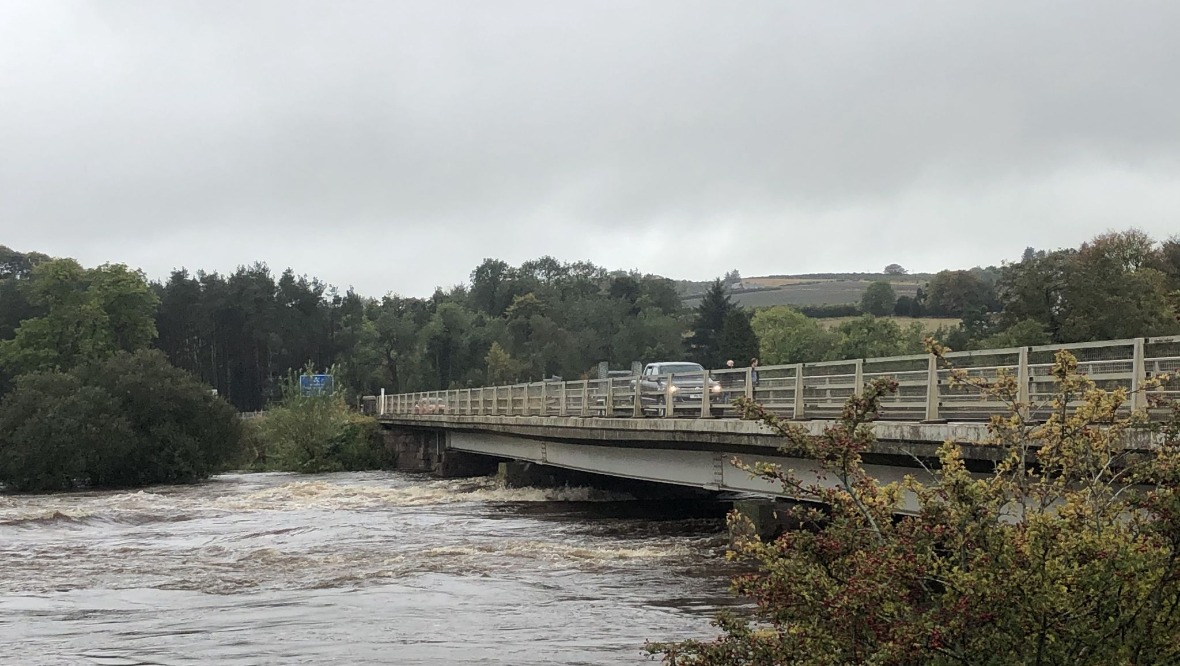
[2,1,1178,296]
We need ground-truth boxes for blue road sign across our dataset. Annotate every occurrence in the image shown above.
[299,374,334,396]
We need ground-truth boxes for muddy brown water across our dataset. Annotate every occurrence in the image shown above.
[0,471,740,665]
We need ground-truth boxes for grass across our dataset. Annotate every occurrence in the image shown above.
[817,316,961,333]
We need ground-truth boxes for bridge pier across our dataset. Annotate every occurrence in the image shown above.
[435,450,500,478]
[382,427,499,477]
[382,428,439,472]
[732,498,790,542]
[498,461,583,488]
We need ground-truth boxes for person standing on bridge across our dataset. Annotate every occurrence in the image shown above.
[721,359,737,399]
[749,358,760,387]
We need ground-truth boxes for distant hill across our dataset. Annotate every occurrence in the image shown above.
[680,274,926,308]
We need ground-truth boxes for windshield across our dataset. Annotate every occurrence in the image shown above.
[655,363,704,375]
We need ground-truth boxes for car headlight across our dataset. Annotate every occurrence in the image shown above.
[710,383,722,393]
[668,385,679,393]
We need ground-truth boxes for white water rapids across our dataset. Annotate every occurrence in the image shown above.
[0,471,738,664]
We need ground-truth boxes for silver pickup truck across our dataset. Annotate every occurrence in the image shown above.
[635,361,723,415]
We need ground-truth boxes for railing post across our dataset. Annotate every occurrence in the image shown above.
[744,367,754,400]
[854,359,864,397]
[606,380,615,417]
[924,354,941,422]
[793,363,805,420]
[1131,337,1147,411]
[493,386,500,415]
[1017,346,1030,417]
[634,376,645,418]
[581,381,590,417]
[540,381,549,417]
[664,373,675,418]
[559,381,568,417]
[378,388,385,415]
[700,370,711,418]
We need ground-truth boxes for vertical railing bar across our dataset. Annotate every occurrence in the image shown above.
[793,363,805,420]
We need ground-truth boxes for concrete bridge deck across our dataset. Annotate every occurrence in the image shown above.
[368,336,1179,518]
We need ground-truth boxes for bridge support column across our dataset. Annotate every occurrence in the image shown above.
[435,450,500,478]
[382,428,437,472]
[499,461,564,488]
[732,499,785,542]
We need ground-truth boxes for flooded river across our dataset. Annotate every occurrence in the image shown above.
[0,472,738,665]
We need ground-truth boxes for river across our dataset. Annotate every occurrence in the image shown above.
[0,471,740,665]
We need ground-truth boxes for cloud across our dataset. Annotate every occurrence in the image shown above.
[2,0,1178,295]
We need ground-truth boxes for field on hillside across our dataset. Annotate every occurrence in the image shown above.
[684,278,922,307]
[742,277,827,288]
[743,275,927,287]
[817,316,960,333]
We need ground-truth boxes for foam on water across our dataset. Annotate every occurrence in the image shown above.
[218,476,632,512]
[0,470,735,664]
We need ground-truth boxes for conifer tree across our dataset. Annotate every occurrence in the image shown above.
[688,279,734,368]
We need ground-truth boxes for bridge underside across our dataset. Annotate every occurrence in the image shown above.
[445,429,930,512]
[381,414,1155,514]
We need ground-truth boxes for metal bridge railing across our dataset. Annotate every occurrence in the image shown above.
[363,335,1180,422]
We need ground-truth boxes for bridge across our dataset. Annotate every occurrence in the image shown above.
[363,336,1179,532]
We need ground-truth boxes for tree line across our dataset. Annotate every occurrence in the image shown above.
[3,228,1179,415]
[753,229,1180,365]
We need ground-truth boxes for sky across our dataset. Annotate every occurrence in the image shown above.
[1,1,1178,297]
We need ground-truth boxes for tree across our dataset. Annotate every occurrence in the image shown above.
[649,348,1180,665]
[831,315,922,360]
[423,302,476,388]
[484,341,524,385]
[245,364,387,473]
[0,350,242,492]
[1057,232,1177,342]
[0,372,123,492]
[925,270,995,317]
[469,258,514,316]
[997,231,1180,343]
[975,318,1051,349]
[0,245,50,280]
[860,281,896,316]
[996,249,1074,341]
[883,263,907,275]
[689,279,735,368]
[751,306,837,365]
[892,295,921,317]
[0,259,158,378]
[719,310,759,365]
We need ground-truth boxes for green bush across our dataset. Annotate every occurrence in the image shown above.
[244,369,390,473]
[0,350,242,492]
[648,348,1180,665]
